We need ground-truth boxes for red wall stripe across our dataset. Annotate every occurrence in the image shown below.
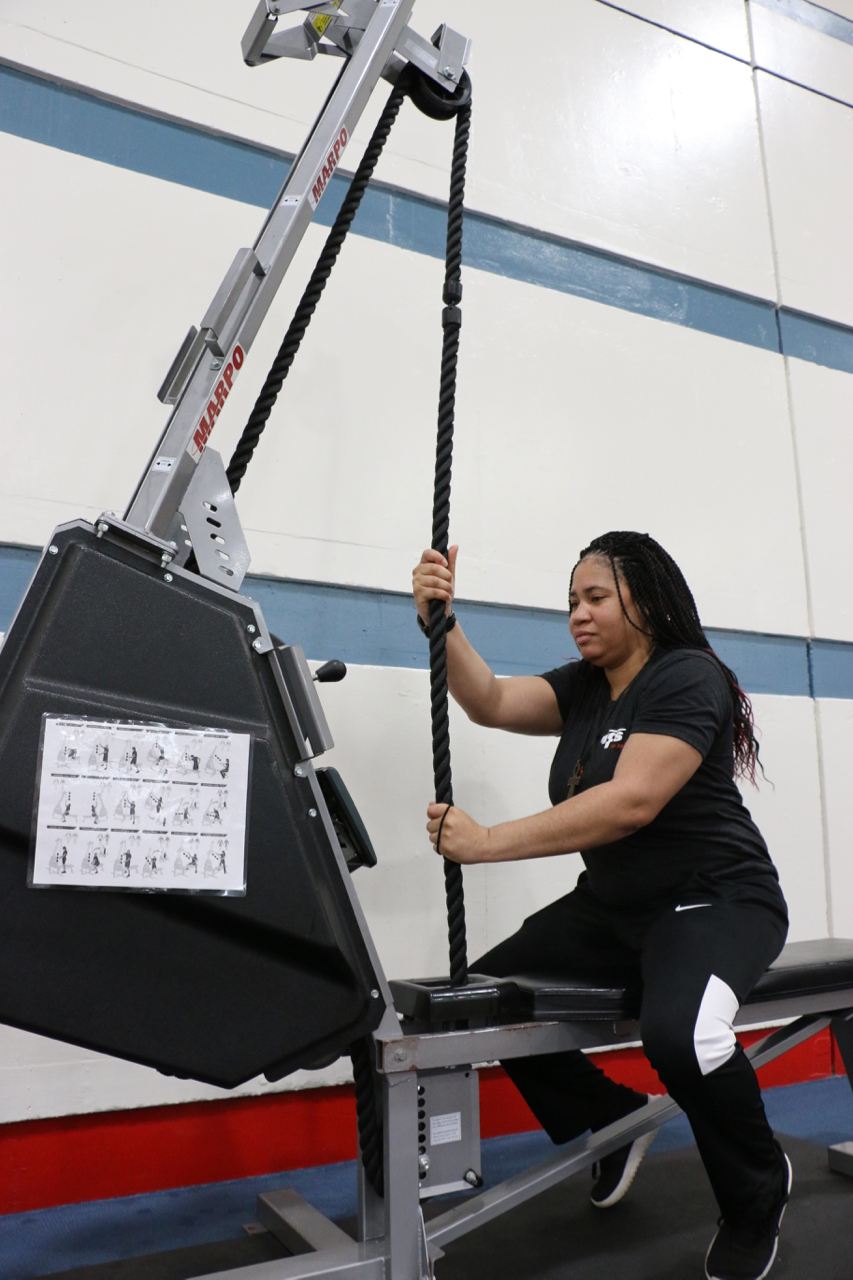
[0,1027,841,1216]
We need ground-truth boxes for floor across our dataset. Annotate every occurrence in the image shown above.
[2,1076,851,1280]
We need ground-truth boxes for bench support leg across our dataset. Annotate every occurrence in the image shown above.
[828,1011,853,1179]
[383,1071,431,1280]
[357,1146,384,1243]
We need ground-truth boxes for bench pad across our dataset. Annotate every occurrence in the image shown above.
[392,940,853,1024]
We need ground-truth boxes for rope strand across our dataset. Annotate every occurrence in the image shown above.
[226,80,407,493]
[429,99,472,989]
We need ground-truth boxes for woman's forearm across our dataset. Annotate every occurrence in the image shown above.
[483,780,650,862]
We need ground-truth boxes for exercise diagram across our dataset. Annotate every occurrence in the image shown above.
[31,718,250,892]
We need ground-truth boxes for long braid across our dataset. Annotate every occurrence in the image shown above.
[571,531,760,783]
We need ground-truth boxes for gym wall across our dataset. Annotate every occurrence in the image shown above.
[0,0,852,1134]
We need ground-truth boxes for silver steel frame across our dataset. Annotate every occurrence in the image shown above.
[123,0,469,594]
[184,996,853,1280]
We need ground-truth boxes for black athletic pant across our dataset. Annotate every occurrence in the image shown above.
[475,875,789,1228]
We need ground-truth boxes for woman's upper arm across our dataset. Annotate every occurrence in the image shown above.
[611,733,702,823]
[485,675,564,735]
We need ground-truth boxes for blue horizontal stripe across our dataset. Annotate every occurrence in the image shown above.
[0,545,40,633]
[810,640,853,700]
[2,65,853,372]
[705,629,811,698]
[779,309,853,375]
[0,64,289,207]
[752,0,853,48]
[1,546,847,698]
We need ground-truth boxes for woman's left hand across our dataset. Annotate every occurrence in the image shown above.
[426,803,490,863]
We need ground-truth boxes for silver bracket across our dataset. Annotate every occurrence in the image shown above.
[157,326,206,406]
[178,448,251,590]
[276,642,335,756]
[244,0,469,93]
[394,23,469,88]
[94,512,178,568]
[416,1067,481,1200]
[201,248,265,358]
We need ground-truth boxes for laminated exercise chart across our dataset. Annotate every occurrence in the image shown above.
[30,717,251,893]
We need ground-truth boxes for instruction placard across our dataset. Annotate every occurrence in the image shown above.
[30,717,251,894]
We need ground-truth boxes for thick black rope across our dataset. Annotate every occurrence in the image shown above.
[350,1035,384,1196]
[225,80,407,493]
[429,98,471,989]
[226,69,472,1194]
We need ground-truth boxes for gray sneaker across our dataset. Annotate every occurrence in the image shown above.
[590,1128,657,1208]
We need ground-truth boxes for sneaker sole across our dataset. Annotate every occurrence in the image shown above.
[591,1129,657,1209]
[705,1153,793,1280]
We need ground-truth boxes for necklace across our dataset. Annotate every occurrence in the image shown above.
[566,686,620,799]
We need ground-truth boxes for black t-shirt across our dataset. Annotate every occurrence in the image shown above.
[541,649,786,917]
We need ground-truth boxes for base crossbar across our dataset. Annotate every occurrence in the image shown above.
[181,1007,847,1279]
[425,1012,832,1250]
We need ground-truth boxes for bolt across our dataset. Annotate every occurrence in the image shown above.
[211,358,223,370]
[418,1153,430,1173]
[443,66,455,79]
[394,1048,407,1063]
[308,808,317,818]
[294,765,305,777]
[371,989,380,999]
[252,638,263,652]
[104,511,115,517]
[464,1169,479,1187]
[164,573,173,582]
[262,262,271,275]
[48,545,58,555]
[247,624,256,634]
[96,522,108,535]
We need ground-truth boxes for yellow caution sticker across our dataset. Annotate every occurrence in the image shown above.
[311,2,341,38]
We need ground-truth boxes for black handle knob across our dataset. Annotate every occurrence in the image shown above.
[314,659,347,684]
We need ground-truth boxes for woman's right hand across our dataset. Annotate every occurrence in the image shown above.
[412,546,458,626]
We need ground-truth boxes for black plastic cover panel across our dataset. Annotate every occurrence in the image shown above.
[0,524,383,1087]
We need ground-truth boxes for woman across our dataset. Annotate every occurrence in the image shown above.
[412,530,790,1280]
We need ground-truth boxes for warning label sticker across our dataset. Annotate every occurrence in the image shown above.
[429,1111,462,1146]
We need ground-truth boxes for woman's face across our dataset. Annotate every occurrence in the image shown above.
[568,555,651,668]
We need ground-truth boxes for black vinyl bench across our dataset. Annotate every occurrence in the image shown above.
[511,938,853,1024]
[391,938,853,1027]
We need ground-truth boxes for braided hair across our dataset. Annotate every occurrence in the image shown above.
[570,531,760,783]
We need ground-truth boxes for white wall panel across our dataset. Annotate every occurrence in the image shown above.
[607,0,750,60]
[0,133,808,636]
[757,72,853,329]
[220,250,810,634]
[0,2,341,162]
[786,358,853,644]
[229,255,807,635]
[1,0,776,293]
[816,698,853,939]
[454,0,775,294]
[819,0,853,20]
[750,3,853,109]
[740,694,828,942]
[0,132,258,549]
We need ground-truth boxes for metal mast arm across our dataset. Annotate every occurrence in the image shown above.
[124,0,436,553]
